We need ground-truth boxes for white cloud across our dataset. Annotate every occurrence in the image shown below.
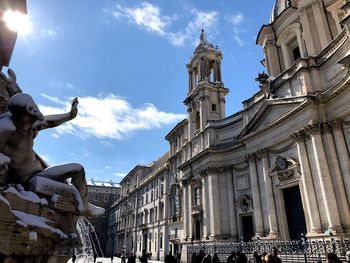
[38,94,186,140]
[113,2,171,35]
[106,2,218,47]
[115,172,126,177]
[227,13,244,26]
[169,9,218,47]
[41,28,58,38]
[226,13,245,47]
[233,28,245,47]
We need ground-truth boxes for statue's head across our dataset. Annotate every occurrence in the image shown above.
[8,93,44,121]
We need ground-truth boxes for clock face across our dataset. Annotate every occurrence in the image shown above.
[276,156,287,170]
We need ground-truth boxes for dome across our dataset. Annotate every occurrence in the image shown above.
[270,0,290,23]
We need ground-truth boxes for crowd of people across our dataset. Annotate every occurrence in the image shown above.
[190,247,344,263]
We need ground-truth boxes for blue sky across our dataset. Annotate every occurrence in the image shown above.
[8,0,275,182]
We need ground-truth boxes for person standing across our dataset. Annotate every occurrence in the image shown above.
[139,250,148,263]
[227,252,236,263]
[212,253,220,263]
[266,248,281,263]
[128,252,136,263]
[326,253,341,263]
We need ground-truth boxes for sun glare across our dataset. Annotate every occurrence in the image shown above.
[3,10,31,35]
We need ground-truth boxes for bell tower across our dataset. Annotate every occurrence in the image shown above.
[184,30,229,139]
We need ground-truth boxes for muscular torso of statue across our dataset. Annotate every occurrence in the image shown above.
[2,120,44,184]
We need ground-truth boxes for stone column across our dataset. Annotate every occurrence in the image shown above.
[246,154,264,237]
[182,181,188,240]
[201,172,208,240]
[281,44,292,69]
[259,150,279,237]
[312,0,332,48]
[307,122,342,231]
[188,182,193,241]
[226,168,238,238]
[208,168,221,239]
[323,124,350,230]
[164,174,169,220]
[299,8,317,55]
[330,119,350,204]
[265,40,281,77]
[188,70,193,92]
[296,26,307,58]
[292,130,322,233]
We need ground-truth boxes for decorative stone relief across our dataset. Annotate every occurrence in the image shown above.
[236,195,252,214]
[236,174,250,191]
[269,156,301,186]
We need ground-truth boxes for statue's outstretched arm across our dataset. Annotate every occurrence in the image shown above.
[33,98,78,131]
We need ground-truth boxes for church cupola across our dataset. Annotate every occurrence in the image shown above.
[184,30,229,139]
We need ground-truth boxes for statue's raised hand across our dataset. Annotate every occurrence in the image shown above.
[71,98,79,118]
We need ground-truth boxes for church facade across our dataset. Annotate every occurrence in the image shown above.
[107,0,350,261]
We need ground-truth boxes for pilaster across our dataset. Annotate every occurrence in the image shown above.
[330,119,350,205]
[306,122,342,232]
[292,130,322,233]
[225,167,238,238]
[322,124,350,231]
[207,168,221,240]
[246,153,264,237]
[258,149,279,238]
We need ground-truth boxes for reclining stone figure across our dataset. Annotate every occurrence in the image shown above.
[0,92,103,215]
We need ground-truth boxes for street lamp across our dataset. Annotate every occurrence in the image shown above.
[0,0,27,69]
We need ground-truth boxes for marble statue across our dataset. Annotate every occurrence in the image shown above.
[0,92,102,216]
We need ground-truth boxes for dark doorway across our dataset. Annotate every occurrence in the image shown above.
[242,215,254,241]
[143,233,147,252]
[195,217,201,240]
[283,185,307,240]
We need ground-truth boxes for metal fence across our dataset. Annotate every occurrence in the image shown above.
[187,238,350,262]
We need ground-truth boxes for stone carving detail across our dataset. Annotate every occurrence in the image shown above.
[255,71,271,99]
[329,118,344,130]
[238,195,252,213]
[269,156,300,185]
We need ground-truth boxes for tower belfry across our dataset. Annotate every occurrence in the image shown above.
[184,30,229,139]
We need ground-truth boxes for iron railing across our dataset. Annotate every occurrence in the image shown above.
[187,238,350,263]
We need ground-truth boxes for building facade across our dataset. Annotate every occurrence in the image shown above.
[87,180,120,255]
[107,0,350,261]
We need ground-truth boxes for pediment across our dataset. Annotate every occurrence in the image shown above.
[239,98,303,138]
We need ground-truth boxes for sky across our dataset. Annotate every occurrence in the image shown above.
[7,0,276,183]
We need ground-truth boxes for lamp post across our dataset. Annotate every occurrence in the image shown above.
[0,0,27,70]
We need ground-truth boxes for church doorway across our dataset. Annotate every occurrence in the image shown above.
[241,215,254,241]
[283,185,307,240]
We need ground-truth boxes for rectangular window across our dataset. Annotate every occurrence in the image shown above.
[160,236,163,249]
[104,194,109,202]
[94,193,99,201]
[211,103,217,111]
[151,190,154,201]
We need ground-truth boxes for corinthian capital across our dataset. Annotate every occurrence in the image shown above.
[257,149,269,159]
[245,153,257,162]
[329,118,344,131]
[306,121,322,135]
[291,129,306,143]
